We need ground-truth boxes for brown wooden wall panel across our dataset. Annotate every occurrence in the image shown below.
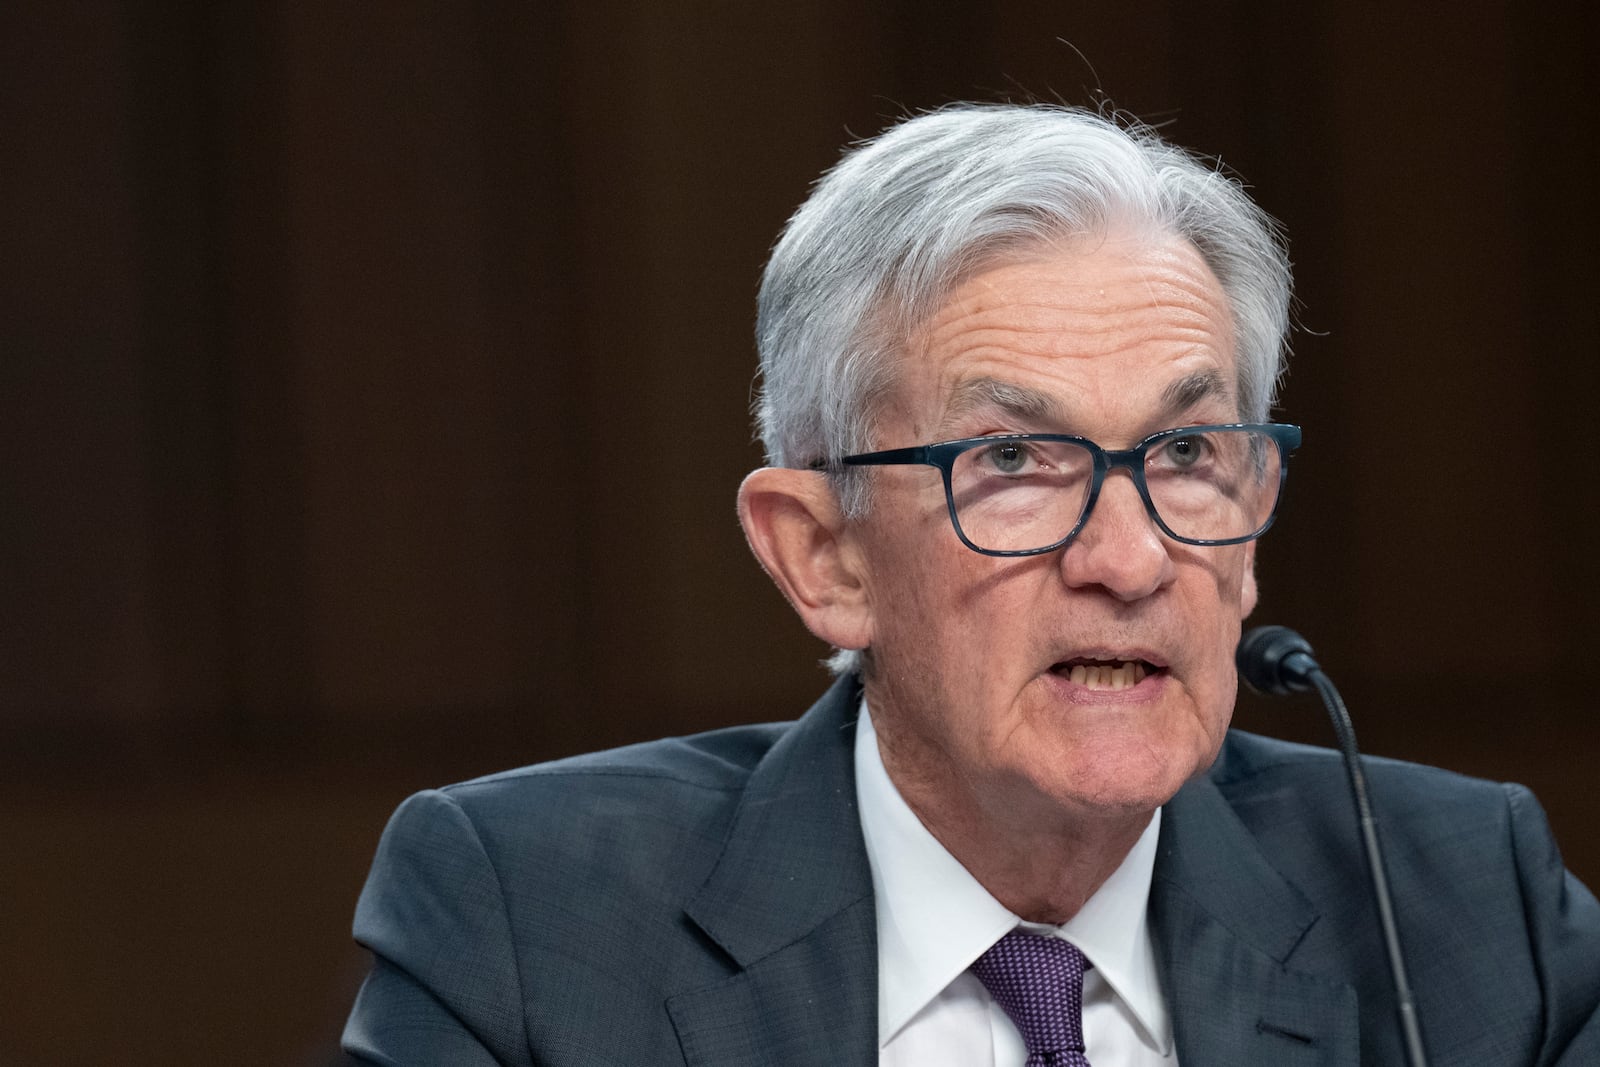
[4,4,166,727]
[2,2,1595,1062]
[280,5,560,717]
[1324,5,1555,677]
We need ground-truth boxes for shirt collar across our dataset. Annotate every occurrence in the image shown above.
[854,699,1171,1052]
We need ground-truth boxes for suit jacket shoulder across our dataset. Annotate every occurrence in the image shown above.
[1153,729,1600,1064]
[344,677,878,1067]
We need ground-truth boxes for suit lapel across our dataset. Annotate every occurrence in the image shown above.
[1152,773,1360,1065]
[668,676,879,1066]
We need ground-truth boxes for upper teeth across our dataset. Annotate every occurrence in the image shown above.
[1068,662,1147,690]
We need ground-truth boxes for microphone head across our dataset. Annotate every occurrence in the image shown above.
[1237,625,1319,695]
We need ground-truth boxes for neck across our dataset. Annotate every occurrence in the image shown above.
[874,719,1153,925]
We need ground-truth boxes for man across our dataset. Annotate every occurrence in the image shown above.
[343,105,1600,1064]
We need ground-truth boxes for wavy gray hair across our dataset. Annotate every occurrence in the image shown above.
[752,104,1292,675]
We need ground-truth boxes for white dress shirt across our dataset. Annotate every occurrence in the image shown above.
[855,702,1178,1067]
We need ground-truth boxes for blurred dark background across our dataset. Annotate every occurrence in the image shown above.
[3,3,1595,1063]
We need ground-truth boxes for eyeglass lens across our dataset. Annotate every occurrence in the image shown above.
[948,428,1283,552]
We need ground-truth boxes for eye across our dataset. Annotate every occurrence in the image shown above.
[1159,434,1210,469]
[981,441,1030,474]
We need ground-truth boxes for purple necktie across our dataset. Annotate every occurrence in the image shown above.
[970,930,1093,1067]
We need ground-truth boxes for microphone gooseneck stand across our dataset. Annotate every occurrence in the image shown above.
[1236,625,1430,1067]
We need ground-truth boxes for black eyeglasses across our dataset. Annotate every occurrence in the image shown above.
[821,423,1301,557]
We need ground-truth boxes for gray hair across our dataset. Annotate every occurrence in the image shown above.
[751,103,1293,674]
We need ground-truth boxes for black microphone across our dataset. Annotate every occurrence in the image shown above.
[1236,626,1430,1067]
[1235,623,1319,695]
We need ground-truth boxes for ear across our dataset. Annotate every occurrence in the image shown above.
[1240,539,1260,618]
[737,468,872,652]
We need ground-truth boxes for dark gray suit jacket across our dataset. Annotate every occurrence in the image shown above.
[343,675,1600,1064]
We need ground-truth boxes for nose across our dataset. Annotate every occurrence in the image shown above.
[1060,471,1174,600]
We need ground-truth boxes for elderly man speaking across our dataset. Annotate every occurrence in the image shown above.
[343,105,1600,1065]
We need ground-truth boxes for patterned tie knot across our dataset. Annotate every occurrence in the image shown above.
[970,929,1092,1067]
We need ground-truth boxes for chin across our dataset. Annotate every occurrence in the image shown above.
[1028,734,1210,817]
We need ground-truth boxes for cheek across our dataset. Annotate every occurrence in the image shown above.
[1239,543,1259,616]
[1183,544,1254,621]
[870,547,984,662]
[1173,551,1250,701]
[862,530,1040,715]
[859,530,945,666]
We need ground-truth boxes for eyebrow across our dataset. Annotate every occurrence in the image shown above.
[940,369,1237,437]
[1158,370,1235,422]
[939,377,1064,433]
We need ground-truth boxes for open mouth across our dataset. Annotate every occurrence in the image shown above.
[1050,658,1161,691]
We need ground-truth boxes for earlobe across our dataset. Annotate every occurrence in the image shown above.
[737,468,873,652]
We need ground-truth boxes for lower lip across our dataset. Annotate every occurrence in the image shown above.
[1044,668,1169,705]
